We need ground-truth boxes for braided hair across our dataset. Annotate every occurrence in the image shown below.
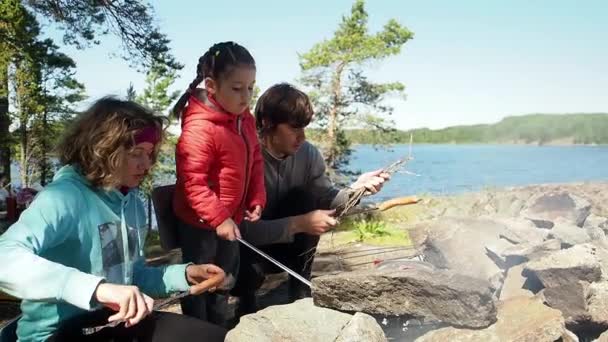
[172,42,255,119]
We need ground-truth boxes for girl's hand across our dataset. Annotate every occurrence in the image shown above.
[94,283,154,328]
[216,217,241,241]
[244,205,262,222]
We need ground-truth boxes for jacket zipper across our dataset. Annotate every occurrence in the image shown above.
[237,116,251,213]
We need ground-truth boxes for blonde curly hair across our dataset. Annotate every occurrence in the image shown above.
[57,97,167,189]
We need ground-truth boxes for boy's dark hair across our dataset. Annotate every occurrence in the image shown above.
[172,41,255,119]
[254,83,313,137]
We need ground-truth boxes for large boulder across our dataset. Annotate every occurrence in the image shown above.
[524,244,603,289]
[522,192,592,228]
[500,239,561,264]
[225,298,386,342]
[335,312,387,342]
[415,297,573,342]
[418,217,514,290]
[538,281,590,326]
[548,218,593,247]
[587,282,608,326]
[584,214,608,230]
[493,217,549,245]
[499,264,534,301]
[312,267,497,329]
[538,281,608,336]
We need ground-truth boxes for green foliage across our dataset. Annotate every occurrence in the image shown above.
[6,2,85,187]
[136,64,180,116]
[23,0,181,70]
[343,113,608,145]
[298,0,413,177]
[136,63,179,196]
[353,219,390,242]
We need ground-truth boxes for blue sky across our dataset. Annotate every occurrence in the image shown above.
[44,0,608,129]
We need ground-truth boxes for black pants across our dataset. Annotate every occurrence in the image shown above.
[49,309,226,342]
[177,220,239,326]
[232,188,320,314]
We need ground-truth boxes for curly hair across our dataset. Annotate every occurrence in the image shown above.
[57,97,167,189]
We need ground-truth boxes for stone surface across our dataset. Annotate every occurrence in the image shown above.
[584,214,608,230]
[312,267,497,329]
[587,282,608,325]
[335,312,387,342]
[522,192,592,228]
[501,239,562,264]
[225,298,352,342]
[538,281,590,326]
[548,218,593,247]
[494,217,549,246]
[524,244,603,288]
[415,297,570,342]
[419,217,514,290]
[499,264,534,301]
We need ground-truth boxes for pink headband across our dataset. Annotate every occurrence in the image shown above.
[134,126,161,146]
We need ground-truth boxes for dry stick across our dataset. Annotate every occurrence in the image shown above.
[306,134,417,271]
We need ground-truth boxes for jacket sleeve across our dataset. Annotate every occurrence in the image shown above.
[176,122,231,228]
[246,132,267,210]
[240,218,293,246]
[0,186,104,310]
[307,144,350,210]
[133,261,191,297]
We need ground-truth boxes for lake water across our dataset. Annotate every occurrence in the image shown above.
[9,144,608,197]
[347,144,608,200]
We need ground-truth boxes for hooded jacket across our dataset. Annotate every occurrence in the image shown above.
[173,94,266,229]
[0,165,191,341]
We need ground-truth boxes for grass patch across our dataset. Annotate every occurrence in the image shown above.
[333,217,413,246]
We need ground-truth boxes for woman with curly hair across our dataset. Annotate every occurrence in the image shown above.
[0,97,227,342]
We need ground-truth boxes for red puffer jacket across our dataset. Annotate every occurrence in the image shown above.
[173,94,266,229]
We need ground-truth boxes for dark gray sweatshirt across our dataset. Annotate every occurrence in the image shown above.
[240,141,350,246]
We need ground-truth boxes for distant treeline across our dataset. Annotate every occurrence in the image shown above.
[309,113,608,145]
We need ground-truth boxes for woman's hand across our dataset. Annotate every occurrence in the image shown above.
[94,283,154,328]
[185,264,226,294]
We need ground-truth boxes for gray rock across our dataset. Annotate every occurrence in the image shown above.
[420,217,514,290]
[494,217,549,245]
[524,244,603,289]
[522,192,592,227]
[415,297,570,342]
[587,282,608,325]
[548,218,593,247]
[335,312,387,342]
[312,267,497,329]
[501,239,562,263]
[584,214,608,230]
[537,281,590,326]
[225,298,352,342]
[499,264,534,301]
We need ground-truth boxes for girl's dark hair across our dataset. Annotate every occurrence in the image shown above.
[255,83,313,137]
[172,41,255,119]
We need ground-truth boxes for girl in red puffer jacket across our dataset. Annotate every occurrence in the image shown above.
[171,41,266,325]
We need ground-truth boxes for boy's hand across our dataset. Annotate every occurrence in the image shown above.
[216,217,241,241]
[244,205,262,222]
